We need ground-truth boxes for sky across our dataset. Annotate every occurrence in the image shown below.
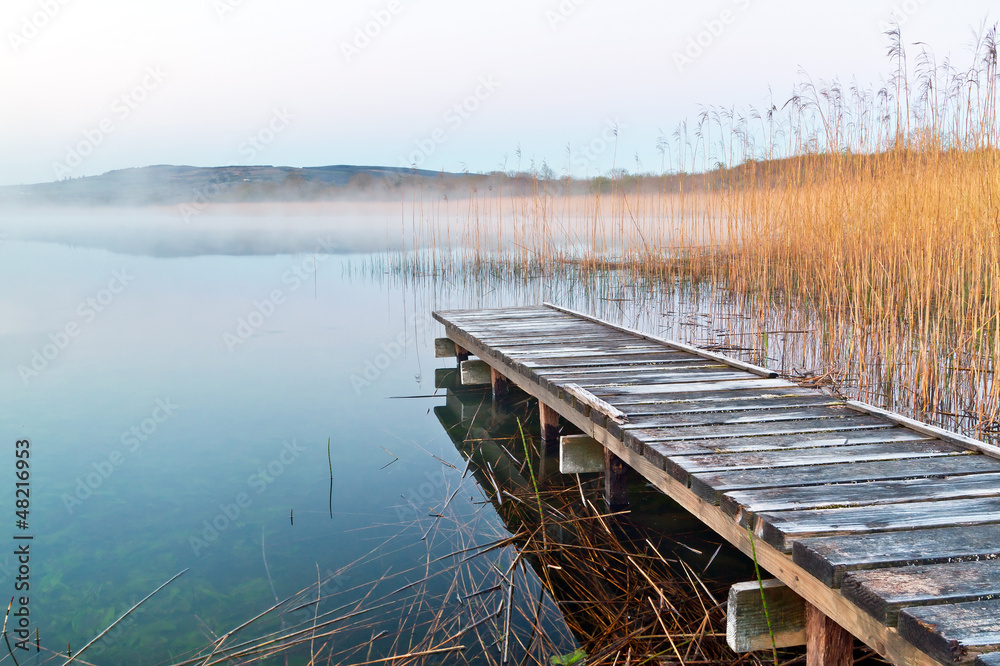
[0,0,996,186]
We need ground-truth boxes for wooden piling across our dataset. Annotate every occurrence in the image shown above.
[490,367,509,401]
[806,603,854,666]
[604,448,629,509]
[539,403,560,446]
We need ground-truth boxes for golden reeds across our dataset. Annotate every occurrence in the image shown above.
[377,24,1000,441]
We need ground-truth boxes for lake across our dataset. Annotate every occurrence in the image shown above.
[0,215,753,664]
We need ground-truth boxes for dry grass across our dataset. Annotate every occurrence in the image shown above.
[379,24,1000,440]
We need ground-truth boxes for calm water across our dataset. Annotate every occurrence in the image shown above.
[0,232,751,664]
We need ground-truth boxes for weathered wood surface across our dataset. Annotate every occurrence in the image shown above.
[628,415,894,447]
[727,579,807,652]
[460,359,492,385]
[757,495,1000,552]
[843,560,1000,626]
[604,448,629,508]
[589,377,797,395]
[559,435,605,474]
[603,385,821,406]
[724,471,1000,523]
[692,453,997,504]
[666,440,964,484]
[539,402,560,445]
[899,599,1000,664]
[434,305,1000,666]
[792,524,1000,587]
[434,337,457,357]
[610,393,843,416]
[806,602,855,666]
[562,384,629,425]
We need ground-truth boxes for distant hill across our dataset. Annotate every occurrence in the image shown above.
[0,164,482,206]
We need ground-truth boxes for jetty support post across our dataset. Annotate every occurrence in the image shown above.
[727,579,806,652]
[434,336,469,365]
[806,603,854,666]
[490,367,509,401]
[604,448,629,510]
[539,402,560,450]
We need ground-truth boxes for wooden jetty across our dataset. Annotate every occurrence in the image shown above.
[432,303,1000,666]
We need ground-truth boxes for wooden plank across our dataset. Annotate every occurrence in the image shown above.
[692,453,999,505]
[498,342,668,356]
[668,439,964,483]
[848,399,1000,461]
[842,560,1000,626]
[559,435,605,473]
[727,579,806,651]
[562,383,629,425]
[460,359,492,385]
[473,333,645,347]
[627,415,894,449]
[722,471,1000,523]
[610,405,861,440]
[792,523,1000,587]
[898,599,1000,664]
[622,405,857,429]
[494,346,670,361]
[806,602,854,666]
[551,369,756,387]
[588,378,797,396]
[432,333,942,666]
[618,394,844,417]
[453,316,606,328]
[519,351,696,368]
[434,338,457,357]
[535,362,728,379]
[606,385,820,406]
[645,430,929,469]
[435,306,552,318]
[756,495,1000,552]
[543,303,778,378]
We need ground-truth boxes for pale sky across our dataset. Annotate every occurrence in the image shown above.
[1,0,995,186]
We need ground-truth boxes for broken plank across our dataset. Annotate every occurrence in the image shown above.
[793,523,1000,587]
[843,560,1000,626]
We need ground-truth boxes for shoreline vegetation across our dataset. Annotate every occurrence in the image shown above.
[377,25,1000,444]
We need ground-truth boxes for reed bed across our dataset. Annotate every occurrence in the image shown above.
[374,25,1000,441]
[151,391,824,666]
